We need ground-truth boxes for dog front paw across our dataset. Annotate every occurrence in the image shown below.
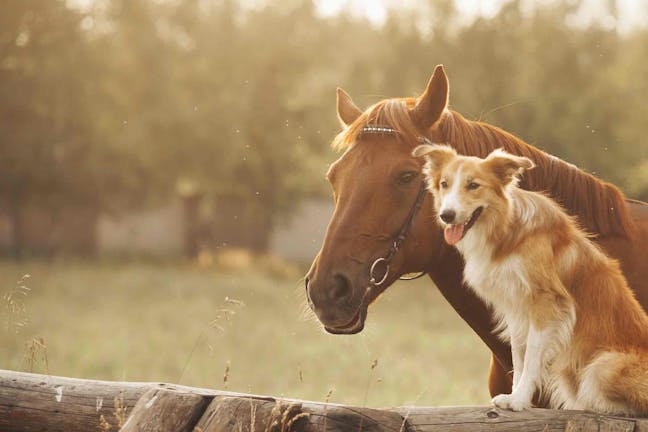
[491,393,531,411]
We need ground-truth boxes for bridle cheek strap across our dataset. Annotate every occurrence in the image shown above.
[361,125,431,289]
[369,181,428,287]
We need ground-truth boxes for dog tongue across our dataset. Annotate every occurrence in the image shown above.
[444,224,465,245]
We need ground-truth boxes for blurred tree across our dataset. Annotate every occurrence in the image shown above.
[1,0,647,257]
[0,0,146,255]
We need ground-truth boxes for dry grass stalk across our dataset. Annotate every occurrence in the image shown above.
[399,386,429,432]
[178,296,244,384]
[22,337,48,374]
[398,413,409,432]
[266,400,284,431]
[264,400,308,432]
[98,414,112,431]
[321,388,333,432]
[3,274,31,334]
[96,392,129,431]
[357,359,380,432]
[250,398,257,432]
[362,359,379,407]
[223,360,231,389]
[285,413,309,431]
[113,392,129,428]
[282,405,308,432]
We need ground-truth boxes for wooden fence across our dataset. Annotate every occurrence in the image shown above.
[1,369,647,431]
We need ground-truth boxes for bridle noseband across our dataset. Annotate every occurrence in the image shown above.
[360,125,431,288]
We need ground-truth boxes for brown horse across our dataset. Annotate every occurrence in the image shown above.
[305,65,648,398]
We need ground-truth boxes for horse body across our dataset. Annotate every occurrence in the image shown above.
[305,66,648,398]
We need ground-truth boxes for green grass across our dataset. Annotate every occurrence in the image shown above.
[0,259,491,407]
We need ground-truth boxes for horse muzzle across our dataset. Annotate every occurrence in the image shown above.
[305,272,368,334]
[323,307,367,334]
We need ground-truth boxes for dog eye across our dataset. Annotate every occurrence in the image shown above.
[467,182,480,190]
[397,171,418,185]
[440,180,448,189]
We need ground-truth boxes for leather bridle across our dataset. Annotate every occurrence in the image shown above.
[368,181,428,287]
[359,125,431,288]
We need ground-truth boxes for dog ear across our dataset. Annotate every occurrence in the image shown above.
[484,149,535,184]
[412,144,457,171]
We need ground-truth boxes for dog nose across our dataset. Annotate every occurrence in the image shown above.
[440,209,456,223]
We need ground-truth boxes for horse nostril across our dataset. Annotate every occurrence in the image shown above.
[330,273,352,303]
[440,210,456,223]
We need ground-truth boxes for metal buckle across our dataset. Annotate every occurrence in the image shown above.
[369,257,389,287]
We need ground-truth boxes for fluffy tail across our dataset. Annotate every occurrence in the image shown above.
[578,351,648,415]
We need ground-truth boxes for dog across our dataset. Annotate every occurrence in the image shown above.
[412,143,648,414]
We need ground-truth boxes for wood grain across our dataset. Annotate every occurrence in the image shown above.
[119,387,209,432]
[2,370,648,432]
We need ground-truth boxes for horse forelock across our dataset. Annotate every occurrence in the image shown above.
[332,98,422,151]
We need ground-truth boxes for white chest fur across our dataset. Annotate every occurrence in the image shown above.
[457,231,531,341]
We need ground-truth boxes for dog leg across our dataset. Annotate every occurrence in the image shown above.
[492,324,548,411]
[510,326,527,391]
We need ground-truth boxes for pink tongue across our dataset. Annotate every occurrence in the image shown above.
[444,224,465,245]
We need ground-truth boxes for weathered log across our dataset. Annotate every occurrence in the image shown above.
[396,405,648,432]
[2,369,648,432]
[0,369,238,431]
[0,370,407,432]
[0,369,147,432]
[195,396,408,432]
[195,396,312,432]
[119,387,209,432]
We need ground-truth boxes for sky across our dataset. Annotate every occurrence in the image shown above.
[68,0,648,33]
[314,0,505,24]
[313,0,647,32]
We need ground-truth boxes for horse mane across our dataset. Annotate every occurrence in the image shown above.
[333,98,635,238]
[438,111,635,237]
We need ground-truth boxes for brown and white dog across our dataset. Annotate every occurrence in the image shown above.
[413,144,648,414]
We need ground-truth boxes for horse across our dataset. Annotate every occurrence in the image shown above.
[305,65,648,398]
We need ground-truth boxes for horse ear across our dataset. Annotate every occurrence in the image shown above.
[410,65,449,131]
[484,149,535,184]
[412,144,456,171]
[337,87,362,127]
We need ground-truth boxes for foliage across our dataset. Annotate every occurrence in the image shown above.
[0,0,646,252]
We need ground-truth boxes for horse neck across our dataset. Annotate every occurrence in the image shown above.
[433,111,635,238]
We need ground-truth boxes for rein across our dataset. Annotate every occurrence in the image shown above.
[360,125,431,288]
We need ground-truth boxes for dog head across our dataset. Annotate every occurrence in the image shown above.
[412,144,534,245]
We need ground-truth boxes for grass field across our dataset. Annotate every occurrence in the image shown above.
[0,259,491,408]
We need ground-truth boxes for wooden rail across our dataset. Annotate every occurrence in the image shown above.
[1,369,647,431]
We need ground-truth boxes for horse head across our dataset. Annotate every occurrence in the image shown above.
[305,66,450,334]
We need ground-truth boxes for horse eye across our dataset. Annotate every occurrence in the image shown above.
[440,180,448,189]
[467,182,480,190]
[398,171,417,185]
